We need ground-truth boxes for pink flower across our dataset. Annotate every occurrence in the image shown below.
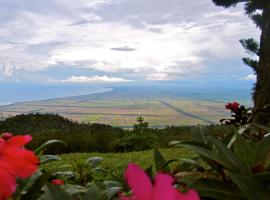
[120,163,200,200]
[51,179,64,185]
[1,133,13,140]
[0,135,39,200]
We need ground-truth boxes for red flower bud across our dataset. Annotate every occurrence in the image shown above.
[51,179,64,185]
[1,132,13,140]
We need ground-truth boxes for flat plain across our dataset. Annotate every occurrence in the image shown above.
[0,97,229,127]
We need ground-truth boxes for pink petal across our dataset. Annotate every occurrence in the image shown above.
[125,163,153,200]
[153,173,180,200]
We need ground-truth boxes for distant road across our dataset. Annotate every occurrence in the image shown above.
[159,100,216,124]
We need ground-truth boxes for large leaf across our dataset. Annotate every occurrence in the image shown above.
[154,147,167,171]
[207,136,248,174]
[35,140,66,155]
[83,183,107,200]
[256,135,270,162]
[229,172,270,200]
[44,183,74,200]
[20,172,49,200]
[234,134,257,168]
[176,141,237,172]
[193,178,245,200]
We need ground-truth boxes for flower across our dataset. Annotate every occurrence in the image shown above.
[0,135,39,200]
[120,163,200,200]
[51,179,64,185]
[1,133,13,140]
[225,102,240,113]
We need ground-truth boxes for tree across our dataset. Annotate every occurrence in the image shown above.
[212,0,270,124]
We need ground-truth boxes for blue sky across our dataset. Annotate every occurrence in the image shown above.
[0,0,259,84]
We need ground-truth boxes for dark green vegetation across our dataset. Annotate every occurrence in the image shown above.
[0,113,234,153]
[212,0,270,125]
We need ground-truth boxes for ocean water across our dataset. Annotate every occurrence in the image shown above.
[0,84,112,105]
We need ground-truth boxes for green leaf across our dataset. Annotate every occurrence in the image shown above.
[176,141,236,172]
[63,184,88,196]
[35,140,66,155]
[40,155,61,164]
[193,178,245,200]
[252,172,270,183]
[256,135,270,162]
[207,136,248,174]
[44,183,74,200]
[86,157,104,168]
[83,183,106,200]
[20,172,49,200]
[229,172,270,200]
[234,134,258,168]
[153,147,167,171]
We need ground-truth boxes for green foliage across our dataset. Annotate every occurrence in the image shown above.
[170,128,270,200]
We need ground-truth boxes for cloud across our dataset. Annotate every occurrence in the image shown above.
[48,75,132,83]
[147,73,171,80]
[0,0,260,82]
[110,46,137,51]
[0,62,20,80]
[242,74,256,81]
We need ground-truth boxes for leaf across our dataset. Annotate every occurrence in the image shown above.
[252,172,270,183]
[103,181,123,189]
[207,136,248,174]
[40,155,61,165]
[104,187,121,199]
[229,172,270,200]
[63,184,88,196]
[86,157,104,168]
[192,178,245,200]
[44,183,74,200]
[83,183,106,200]
[154,147,167,171]
[255,135,270,162]
[35,140,66,155]
[20,172,49,200]
[234,134,257,168]
[53,171,76,179]
[176,141,236,172]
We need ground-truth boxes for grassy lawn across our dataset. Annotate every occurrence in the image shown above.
[45,148,196,181]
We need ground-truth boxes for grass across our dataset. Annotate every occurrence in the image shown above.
[44,148,196,181]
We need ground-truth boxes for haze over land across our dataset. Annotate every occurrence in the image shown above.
[0,81,253,127]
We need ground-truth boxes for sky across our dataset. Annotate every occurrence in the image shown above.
[0,0,259,84]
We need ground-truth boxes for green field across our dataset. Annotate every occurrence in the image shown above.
[45,148,196,181]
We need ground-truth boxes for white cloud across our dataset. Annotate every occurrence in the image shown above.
[147,73,171,80]
[48,75,132,83]
[0,62,19,80]
[0,0,260,82]
[242,74,256,81]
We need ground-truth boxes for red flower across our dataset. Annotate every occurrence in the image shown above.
[225,102,240,113]
[1,133,13,140]
[51,179,64,185]
[0,135,39,200]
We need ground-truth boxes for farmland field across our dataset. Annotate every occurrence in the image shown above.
[0,85,245,127]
